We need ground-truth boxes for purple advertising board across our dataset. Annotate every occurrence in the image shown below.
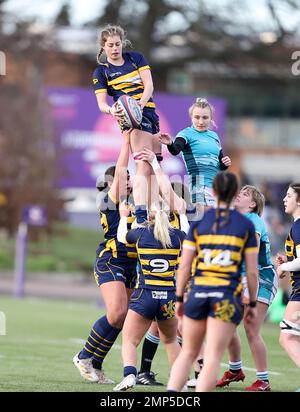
[47,88,226,188]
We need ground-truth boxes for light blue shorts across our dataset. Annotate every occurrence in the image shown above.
[242,266,278,306]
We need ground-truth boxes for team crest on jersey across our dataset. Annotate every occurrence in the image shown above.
[161,300,175,319]
[93,78,98,84]
[213,299,235,322]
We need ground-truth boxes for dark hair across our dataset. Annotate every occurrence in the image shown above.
[289,183,300,201]
[96,166,116,192]
[212,172,239,233]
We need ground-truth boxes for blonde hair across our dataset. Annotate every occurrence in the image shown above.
[97,24,132,63]
[189,97,217,129]
[149,204,173,248]
[241,185,265,216]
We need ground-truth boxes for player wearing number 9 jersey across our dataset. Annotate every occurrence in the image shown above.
[167,172,259,392]
[113,202,187,391]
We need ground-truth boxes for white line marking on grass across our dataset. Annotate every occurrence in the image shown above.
[221,363,281,376]
[69,338,85,345]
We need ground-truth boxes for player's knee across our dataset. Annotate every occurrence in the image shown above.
[107,307,127,328]
[244,325,256,342]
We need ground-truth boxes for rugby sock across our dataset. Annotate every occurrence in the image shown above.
[92,319,121,370]
[256,371,269,382]
[139,332,160,373]
[80,316,121,368]
[177,335,182,346]
[229,360,242,373]
[135,205,148,224]
[124,366,137,378]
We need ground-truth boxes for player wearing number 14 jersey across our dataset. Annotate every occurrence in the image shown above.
[167,172,258,392]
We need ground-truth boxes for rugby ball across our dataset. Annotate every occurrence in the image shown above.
[117,95,142,129]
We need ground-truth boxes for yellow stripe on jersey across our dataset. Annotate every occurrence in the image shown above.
[99,238,117,258]
[138,248,180,255]
[244,247,259,253]
[100,213,109,235]
[196,263,238,273]
[170,214,180,229]
[138,65,150,72]
[183,240,196,249]
[111,82,136,90]
[285,237,294,257]
[95,89,107,94]
[140,259,178,266]
[108,191,118,204]
[142,270,175,277]
[196,235,245,248]
[194,276,230,286]
[127,252,138,258]
[107,70,140,86]
[117,85,142,94]
[145,280,174,286]
[145,102,155,108]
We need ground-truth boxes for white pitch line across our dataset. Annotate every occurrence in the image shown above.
[221,362,281,376]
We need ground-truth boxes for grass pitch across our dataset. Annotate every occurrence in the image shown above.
[0,295,299,392]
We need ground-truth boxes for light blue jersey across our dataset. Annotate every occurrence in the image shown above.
[242,212,277,305]
[176,127,222,191]
[245,212,272,268]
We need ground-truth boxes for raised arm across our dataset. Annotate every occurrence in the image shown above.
[117,201,130,244]
[109,133,131,201]
[140,148,186,214]
[159,134,186,156]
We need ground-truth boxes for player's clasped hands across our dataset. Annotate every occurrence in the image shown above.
[139,147,155,162]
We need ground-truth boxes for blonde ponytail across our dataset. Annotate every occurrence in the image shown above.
[150,204,173,248]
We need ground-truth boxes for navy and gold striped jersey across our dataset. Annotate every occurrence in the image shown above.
[97,191,135,261]
[93,52,155,109]
[285,218,300,287]
[184,208,257,289]
[169,204,198,229]
[126,227,186,290]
